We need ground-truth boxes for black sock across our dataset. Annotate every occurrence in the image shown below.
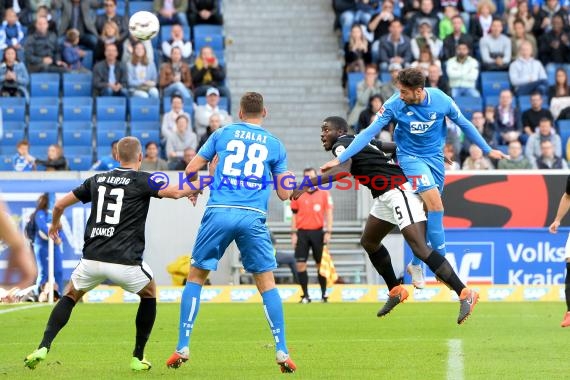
[368,246,399,290]
[318,273,327,297]
[298,271,309,298]
[564,263,570,311]
[133,298,157,360]
[424,251,465,295]
[39,296,76,350]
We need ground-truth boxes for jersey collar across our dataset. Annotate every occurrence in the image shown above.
[421,89,431,106]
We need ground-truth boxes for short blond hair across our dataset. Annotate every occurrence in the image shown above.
[117,137,142,163]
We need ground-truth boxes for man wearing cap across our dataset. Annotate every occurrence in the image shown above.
[194,87,232,139]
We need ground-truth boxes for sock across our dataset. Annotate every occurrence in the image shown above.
[565,263,570,312]
[410,255,422,266]
[176,282,202,352]
[317,273,327,298]
[39,296,76,350]
[298,271,309,298]
[261,288,288,354]
[368,246,399,290]
[133,298,156,360]
[424,251,465,295]
[427,210,446,255]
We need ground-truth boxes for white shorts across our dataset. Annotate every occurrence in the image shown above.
[565,232,570,259]
[369,184,426,230]
[71,259,154,294]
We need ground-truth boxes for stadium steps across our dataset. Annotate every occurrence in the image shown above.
[224,0,350,222]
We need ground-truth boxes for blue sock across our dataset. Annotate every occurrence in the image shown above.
[176,282,202,352]
[261,288,288,354]
[427,210,446,256]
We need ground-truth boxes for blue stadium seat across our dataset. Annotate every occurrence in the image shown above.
[64,146,93,155]
[28,121,58,132]
[2,129,25,147]
[29,97,59,122]
[130,129,160,147]
[28,130,58,147]
[97,121,127,132]
[63,129,92,147]
[480,71,510,97]
[497,145,509,155]
[558,120,570,157]
[0,155,14,171]
[96,97,127,121]
[62,121,92,131]
[0,98,26,121]
[129,97,160,122]
[3,121,25,131]
[484,95,500,109]
[454,96,483,121]
[160,25,173,44]
[82,50,94,70]
[97,146,112,158]
[162,96,194,113]
[67,154,94,170]
[380,71,391,84]
[97,130,126,148]
[29,146,46,158]
[517,95,550,112]
[63,97,93,121]
[196,96,228,112]
[193,25,224,52]
[347,72,364,109]
[128,1,153,16]
[63,73,93,97]
[30,73,60,97]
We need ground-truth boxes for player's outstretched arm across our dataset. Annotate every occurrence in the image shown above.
[50,192,80,240]
[184,155,210,181]
[275,171,296,201]
[549,193,570,233]
[292,160,352,200]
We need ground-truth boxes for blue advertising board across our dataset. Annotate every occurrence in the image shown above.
[404,228,569,285]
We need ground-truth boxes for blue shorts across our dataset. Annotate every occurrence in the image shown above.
[191,207,277,274]
[397,154,445,194]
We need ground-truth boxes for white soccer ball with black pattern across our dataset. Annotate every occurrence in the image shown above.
[129,11,160,41]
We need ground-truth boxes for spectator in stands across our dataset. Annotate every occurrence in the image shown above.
[122,32,154,66]
[161,94,192,143]
[509,41,548,96]
[411,21,442,62]
[410,47,440,77]
[93,42,128,97]
[538,14,570,71]
[344,24,371,85]
[339,0,380,32]
[188,0,223,26]
[536,139,568,168]
[525,117,562,163]
[159,46,192,98]
[91,140,119,171]
[191,46,230,110]
[94,20,122,63]
[533,0,567,39]
[357,94,385,135]
[444,143,461,170]
[522,92,554,135]
[12,140,35,171]
[35,144,69,171]
[460,110,497,161]
[407,0,439,37]
[55,0,99,50]
[347,64,381,127]
[0,45,29,102]
[61,29,89,73]
[154,0,189,27]
[379,62,401,101]
[140,141,169,171]
[166,114,197,167]
[194,87,231,138]
[498,140,534,169]
[162,24,192,61]
[0,1,30,26]
[0,8,24,55]
[480,19,512,71]
[462,144,495,170]
[496,89,523,144]
[469,0,495,43]
[26,5,57,34]
[425,63,450,95]
[549,67,570,100]
[367,0,394,50]
[127,41,159,98]
[95,0,129,44]
[441,15,473,61]
[446,42,480,98]
[438,6,461,41]
[377,19,412,72]
[507,0,535,34]
[171,147,196,170]
[511,18,538,60]
[24,16,67,73]
[197,112,221,151]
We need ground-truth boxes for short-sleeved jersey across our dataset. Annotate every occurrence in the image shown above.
[332,135,406,198]
[72,168,161,265]
[290,190,332,230]
[197,121,287,214]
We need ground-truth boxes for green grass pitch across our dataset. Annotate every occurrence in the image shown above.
[2,302,570,379]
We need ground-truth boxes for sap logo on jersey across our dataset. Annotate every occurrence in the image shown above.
[426,243,493,284]
[409,120,435,134]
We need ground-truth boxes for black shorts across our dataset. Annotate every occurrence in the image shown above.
[294,229,324,264]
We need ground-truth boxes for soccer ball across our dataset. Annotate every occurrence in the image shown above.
[129,11,160,41]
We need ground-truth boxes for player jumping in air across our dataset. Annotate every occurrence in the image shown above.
[293,116,478,323]
[321,68,508,288]
[166,92,297,373]
[24,137,201,371]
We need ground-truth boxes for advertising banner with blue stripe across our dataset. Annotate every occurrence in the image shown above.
[0,179,89,286]
[404,228,569,285]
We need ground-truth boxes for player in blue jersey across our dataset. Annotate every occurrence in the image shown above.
[321,68,508,288]
[166,92,298,373]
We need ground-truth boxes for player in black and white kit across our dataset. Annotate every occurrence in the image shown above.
[292,116,478,324]
[24,137,201,371]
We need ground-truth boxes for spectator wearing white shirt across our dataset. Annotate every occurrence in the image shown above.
[193,87,231,139]
[446,42,480,98]
[509,41,548,96]
[161,24,192,60]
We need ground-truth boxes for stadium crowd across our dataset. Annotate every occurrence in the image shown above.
[0,0,230,171]
[333,0,570,169]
